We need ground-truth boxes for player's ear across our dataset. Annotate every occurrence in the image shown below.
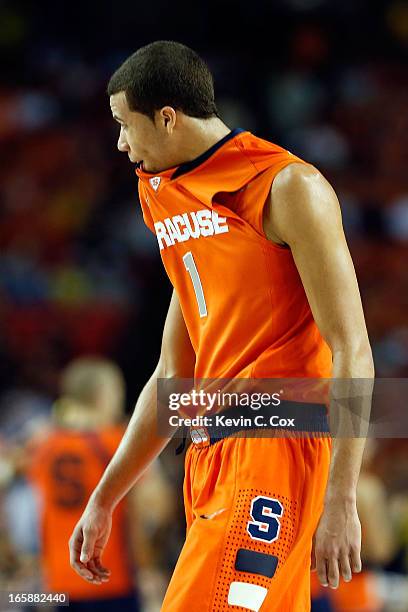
[159,106,177,133]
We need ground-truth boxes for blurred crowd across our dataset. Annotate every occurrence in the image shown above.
[0,0,407,610]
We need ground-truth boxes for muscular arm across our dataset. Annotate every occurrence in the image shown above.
[264,162,375,588]
[69,290,195,581]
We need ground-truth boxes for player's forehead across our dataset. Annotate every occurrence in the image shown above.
[109,91,129,120]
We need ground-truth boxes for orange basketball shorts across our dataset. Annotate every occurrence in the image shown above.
[162,433,331,611]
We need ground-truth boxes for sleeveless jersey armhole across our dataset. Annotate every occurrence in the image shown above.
[236,158,309,239]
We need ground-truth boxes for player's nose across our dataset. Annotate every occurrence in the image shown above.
[117,133,129,153]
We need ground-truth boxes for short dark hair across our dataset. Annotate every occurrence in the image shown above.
[107,41,219,121]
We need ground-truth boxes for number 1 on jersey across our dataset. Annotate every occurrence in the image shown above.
[183,251,208,318]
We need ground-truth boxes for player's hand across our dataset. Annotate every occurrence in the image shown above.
[311,497,362,589]
[69,503,113,584]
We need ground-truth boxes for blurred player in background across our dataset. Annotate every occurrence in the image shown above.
[69,41,374,611]
[28,357,171,612]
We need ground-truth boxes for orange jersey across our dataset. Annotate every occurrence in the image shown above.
[137,129,332,378]
[28,427,134,600]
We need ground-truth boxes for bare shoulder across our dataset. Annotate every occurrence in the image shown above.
[264,162,343,246]
[272,162,337,203]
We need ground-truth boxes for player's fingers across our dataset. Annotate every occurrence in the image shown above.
[80,525,98,564]
[350,545,362,573]
[72,561,95,582]
[94,555,111,572]
[69,528,100,582]
[339,551,352,582]
[327,556,340,589]
[88,558,110,580]
[94,557,111,576]
[85,560,105,584]
[316,554,328,587]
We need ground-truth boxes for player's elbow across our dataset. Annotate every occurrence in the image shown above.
[331,337,375,377]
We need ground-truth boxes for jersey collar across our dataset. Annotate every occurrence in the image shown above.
[135,128,245,183]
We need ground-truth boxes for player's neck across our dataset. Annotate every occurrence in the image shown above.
[176,117,231,164]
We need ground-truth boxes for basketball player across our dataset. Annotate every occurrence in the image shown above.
[30,357,171,611]
[69,41,374,611]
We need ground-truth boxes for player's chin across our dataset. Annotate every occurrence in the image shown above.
[135,157,149,169]
[129,154,144,168]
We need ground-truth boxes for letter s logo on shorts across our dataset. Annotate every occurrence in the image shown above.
[247,496,284,543]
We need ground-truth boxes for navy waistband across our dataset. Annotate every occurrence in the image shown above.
[190,400,330,446]
[196,401,330,444]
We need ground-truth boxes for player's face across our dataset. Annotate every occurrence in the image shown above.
[110,92,169,172]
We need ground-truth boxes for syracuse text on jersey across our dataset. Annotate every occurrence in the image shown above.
[154,209,229,250]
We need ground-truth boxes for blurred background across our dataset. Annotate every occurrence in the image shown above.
[0,0,407,610]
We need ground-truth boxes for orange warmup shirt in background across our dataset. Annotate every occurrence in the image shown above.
[311,568,382,611]
[28,427,135,601]
[137,129,333,611]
